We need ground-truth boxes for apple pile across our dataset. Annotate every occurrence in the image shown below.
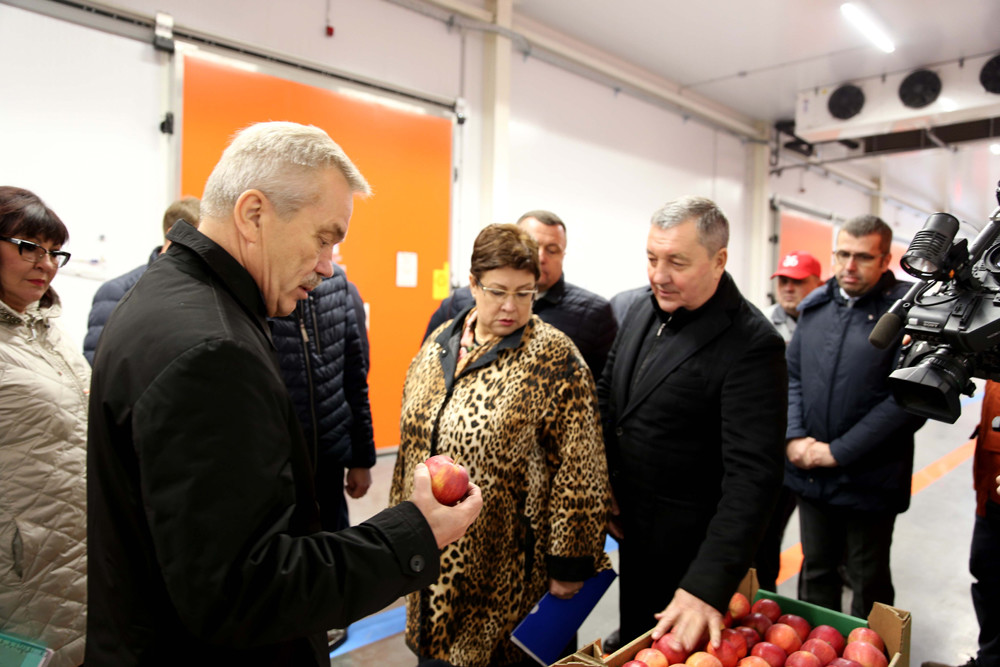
[424,454,471,505]
[620,593,890,667]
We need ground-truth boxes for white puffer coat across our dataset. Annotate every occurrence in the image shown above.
[0,292,90,667]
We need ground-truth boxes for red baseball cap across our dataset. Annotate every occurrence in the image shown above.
[772,251,821,280]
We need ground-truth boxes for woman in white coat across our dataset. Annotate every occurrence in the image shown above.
[0,187,90,667]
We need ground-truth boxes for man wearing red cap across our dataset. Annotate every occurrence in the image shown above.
[752,250,823,592]
[766,250,823,343]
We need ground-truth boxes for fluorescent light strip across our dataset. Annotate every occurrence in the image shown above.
[841,3,896,54]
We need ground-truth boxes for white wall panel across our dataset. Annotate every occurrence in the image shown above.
[506,55,752,299]
[0,3,168,348]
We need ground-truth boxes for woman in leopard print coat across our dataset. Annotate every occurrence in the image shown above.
[390,224,611,667]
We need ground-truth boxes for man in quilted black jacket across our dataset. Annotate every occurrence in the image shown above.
[270,262,375,534]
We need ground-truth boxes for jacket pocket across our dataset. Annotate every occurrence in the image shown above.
[1,515,24,579]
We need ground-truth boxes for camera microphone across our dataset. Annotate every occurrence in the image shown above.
[870,281,927,349]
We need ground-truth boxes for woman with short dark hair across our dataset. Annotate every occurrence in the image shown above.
[390,223,611,667]
[0,186,89,667]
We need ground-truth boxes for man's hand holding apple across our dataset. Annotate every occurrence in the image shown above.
[650,587,724,653]
[410,462,483,549]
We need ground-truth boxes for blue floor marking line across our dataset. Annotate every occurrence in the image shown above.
[330,604,406,658]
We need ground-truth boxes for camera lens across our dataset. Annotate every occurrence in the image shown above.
[888,347,973,423]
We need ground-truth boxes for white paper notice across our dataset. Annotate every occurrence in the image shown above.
[396,251,418,288]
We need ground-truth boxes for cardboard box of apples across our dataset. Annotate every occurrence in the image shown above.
[549,569,911,667]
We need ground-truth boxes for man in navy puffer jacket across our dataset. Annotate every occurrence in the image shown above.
[83,197,200,364]
[269,263,375,534]
[785,214,925,619]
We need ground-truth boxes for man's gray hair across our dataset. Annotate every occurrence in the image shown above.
[840,214,892,254]
[650,196,729,255]
[201,121,371,219]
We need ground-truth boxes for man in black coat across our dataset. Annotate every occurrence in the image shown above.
[424,209,617,379]
[599,196,787,653]
[87,121,482,667]
[784,214,924,618]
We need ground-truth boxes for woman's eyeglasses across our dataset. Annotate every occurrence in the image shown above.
[0,236,71,268]
[476,279,537,305]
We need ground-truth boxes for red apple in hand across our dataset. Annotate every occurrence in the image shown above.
[807,626,846,655]
[653,633,690,664]
[842,641,887,667]
[846,628,885,654]
[424,455,470,505]
[801,638,838,665]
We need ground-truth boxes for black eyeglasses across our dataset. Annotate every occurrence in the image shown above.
[0,236,72,268]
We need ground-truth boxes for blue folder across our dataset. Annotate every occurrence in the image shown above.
[511,567,618,666]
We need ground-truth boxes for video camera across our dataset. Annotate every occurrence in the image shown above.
[869,181,1000,423]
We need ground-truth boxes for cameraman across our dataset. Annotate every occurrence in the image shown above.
[925,380,1000,667]
[784,214,925,618]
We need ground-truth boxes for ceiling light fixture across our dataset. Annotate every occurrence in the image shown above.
[990,143,1000,156]
[840,3,896,54]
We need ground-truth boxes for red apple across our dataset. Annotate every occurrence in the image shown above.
[765,623,802,655]
[707,640,739,667]
[742,613,773,638]
[623,662,650,667]
[729,592,752,621]
[842,642,887,667]
[685,652,723,667]
[721,629,748,658]
[653,634,690,664]
[786,650,824,667]
[738,657,771,667]
[828,659,863,667]
[801,638,838,665]
[751,598,782,623]
[777,614,811,642]
[723,611,733,628]
[735,626,761,651]
[807,626,846,655]
[637,648,670,667]
[846,628,885,654]
[750,641,787,667]
[424,454,470,505]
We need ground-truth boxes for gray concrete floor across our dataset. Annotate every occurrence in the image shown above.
[333,396,983,667]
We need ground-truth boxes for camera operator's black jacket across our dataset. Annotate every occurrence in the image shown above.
[784,271,926,514]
